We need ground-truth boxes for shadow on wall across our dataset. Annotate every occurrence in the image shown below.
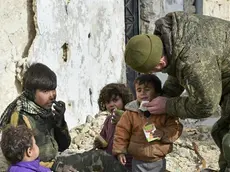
[14,0,36,94]
[22,0,36,58]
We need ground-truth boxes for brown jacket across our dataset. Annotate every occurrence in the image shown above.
[113,100,183,162]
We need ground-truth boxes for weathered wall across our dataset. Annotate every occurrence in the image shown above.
[29,0,126,128]
[203,0,230,21]
[139,0,196,34]
[0,0,125,129]
[0,1,35,114]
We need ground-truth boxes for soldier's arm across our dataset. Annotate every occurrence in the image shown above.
[54,121,71,152]
[163,76,184,97]
[166,49,222,119]
[112,111,132,155]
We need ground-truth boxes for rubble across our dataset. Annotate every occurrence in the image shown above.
[68,113,220,172]
[0,112,220,172]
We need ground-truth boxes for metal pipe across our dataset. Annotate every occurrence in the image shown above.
[195,0,203,14]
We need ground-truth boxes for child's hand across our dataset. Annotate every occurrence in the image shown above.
[93,135,108,149]
[152,129,163,140]
[117,154,126,165]
[94,138,103,149]
[111,109,124,124]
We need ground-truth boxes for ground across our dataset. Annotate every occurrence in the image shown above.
[0,113,220,172]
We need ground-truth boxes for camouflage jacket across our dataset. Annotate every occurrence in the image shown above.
[154,11,230,119]
[0,92,71,168]
[52,149,129,172]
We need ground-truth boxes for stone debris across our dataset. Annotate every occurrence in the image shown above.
[68,112,220,172]
[0,112,220,172]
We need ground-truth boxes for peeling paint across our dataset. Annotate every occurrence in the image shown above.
[27,0,125,128]
[61,43,69,62]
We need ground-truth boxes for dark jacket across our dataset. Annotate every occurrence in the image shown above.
[100,114,133,171]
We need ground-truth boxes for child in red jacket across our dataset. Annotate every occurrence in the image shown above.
[94,83,133,171]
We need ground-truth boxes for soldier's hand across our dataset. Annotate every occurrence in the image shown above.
[145,96,168,115]
[53,100,66,127]
[117,154,126,165]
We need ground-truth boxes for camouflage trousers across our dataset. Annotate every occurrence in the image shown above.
[211,94,230,172]
[51,149,129,172]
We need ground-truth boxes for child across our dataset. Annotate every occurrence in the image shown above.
[1,125,51,172]
[0,63,71,170]
[113,74,183,172]
[94,83,133,171]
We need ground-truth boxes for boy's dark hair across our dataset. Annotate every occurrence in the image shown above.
[98,83,133,111]
[23,63,57,91]
[1,125,34,164]
[134,74,162,94]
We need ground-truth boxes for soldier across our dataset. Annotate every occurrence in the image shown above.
[124,11,230,172]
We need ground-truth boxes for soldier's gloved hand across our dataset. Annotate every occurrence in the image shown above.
[53,101,66,127]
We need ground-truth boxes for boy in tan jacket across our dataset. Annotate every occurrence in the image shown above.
[113,74,183,172]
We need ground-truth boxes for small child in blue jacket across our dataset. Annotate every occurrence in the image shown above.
[1,125,51,172]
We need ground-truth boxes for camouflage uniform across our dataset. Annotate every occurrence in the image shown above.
[154,12,230,171]
[0,92,71,169]
[0,93,129,172]
[52,149,129,172]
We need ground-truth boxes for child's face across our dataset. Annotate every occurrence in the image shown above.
[27,136,39,160]
[105,95,124,113]
[135,83,156,103]
[34,89,56,109]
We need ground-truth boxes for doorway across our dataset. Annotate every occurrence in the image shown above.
[124,0,139,98]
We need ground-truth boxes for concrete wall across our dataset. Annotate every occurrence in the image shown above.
[0,1,33,115]
[203,0,230,21]
[140,0,185,35]
[0,0,125,129]
[29,0,126,128]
